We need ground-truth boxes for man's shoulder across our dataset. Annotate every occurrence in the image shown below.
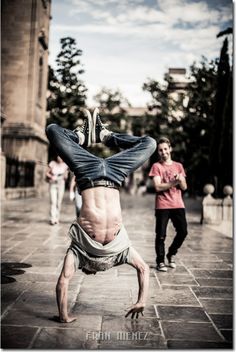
[150,161,163,171]
[172,161,183,168]
[152,161,162,167]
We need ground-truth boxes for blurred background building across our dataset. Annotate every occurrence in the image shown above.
[1,0,51,199]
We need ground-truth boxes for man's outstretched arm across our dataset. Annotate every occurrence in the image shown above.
[56,251,77,323]
[125,247,149,319]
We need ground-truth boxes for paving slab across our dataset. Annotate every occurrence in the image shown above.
[189,269,233,279]
[32,327,99,349]
[199,299,233,314]
[99,316,166,349]
[220,329,232,342]
[167,340,232,349]
[161,321,223,341]
[192,286,233,299]
[1,326,39,349]
[1,193,233,349]
[209,314,233,330]
[151,287,200,306]
[156,306,210,322]
[196,278,233,287]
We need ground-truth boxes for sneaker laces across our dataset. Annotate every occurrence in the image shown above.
[77,119,87,133]
[97,115,108,128]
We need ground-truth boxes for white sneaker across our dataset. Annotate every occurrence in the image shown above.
[167,254,176,269]
[92,108,112,143]
[74,109,92,147]
[156,262,168,272]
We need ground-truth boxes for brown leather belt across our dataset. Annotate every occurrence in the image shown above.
[78,179,120,193]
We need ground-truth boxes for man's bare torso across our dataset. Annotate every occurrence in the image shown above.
[78,187,122,245]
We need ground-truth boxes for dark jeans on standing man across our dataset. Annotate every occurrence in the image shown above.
[155,208,188,264]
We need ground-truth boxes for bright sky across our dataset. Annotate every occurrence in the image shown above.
[48,0,233,107]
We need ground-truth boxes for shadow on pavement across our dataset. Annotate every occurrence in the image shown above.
[1,262,32,284]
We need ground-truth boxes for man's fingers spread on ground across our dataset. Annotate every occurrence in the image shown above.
[125,307,144,319]
[125,310,132,318]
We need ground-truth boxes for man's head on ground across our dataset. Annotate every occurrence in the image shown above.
[157,137,172,162]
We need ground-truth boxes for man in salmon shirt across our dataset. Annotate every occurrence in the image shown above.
[149,137,188,272]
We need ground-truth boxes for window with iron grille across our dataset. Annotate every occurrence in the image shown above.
[5,157,35,188]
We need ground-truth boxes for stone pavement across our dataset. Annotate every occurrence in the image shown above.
[1,192,233,349]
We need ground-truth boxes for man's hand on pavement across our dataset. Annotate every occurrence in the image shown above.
[125,303,144,319]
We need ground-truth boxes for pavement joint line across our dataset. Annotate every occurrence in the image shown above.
[161,284,199,287]
[153,304,159,318]
[157,318,167,339]
[187,286,228,341]
[2,223,32,234]
[189,286,205,309]
[181,264,199,282]
[203,310,226,341]
[2,240,29,255]
[196,297,232,301]
[160,320,219,324]
[21,251,37,263]
[153,303,202,307]
[1,290,27,321]
[153,271,161,288]
[191,268,233,271]
[28,327,42,349]
[195,284,233,288]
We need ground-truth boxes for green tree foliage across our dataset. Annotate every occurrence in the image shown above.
[209,35,232,195]
[142,75,188,167]
[94,87,130,132]
[47,37,87,129]
[143,58,219,195]
[142,77,172,141]
[143,44,232,196]
[182,58,218,195]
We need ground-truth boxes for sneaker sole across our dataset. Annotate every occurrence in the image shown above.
[92,107,99,144]
[168,263,176,269]
[156,267,168,272]
[83,109,92,147]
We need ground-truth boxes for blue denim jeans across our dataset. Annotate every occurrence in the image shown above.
[46,124,156,189]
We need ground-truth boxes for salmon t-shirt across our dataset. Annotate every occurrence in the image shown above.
[149,161,186,209]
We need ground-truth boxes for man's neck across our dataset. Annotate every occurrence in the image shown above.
[162,158,172,165]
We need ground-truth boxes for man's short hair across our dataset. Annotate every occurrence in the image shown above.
[157,137,171,146]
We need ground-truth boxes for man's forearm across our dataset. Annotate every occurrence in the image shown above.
[154,181,178,192]
[56,281,69,321]
[179,179,187,191]
[136,263,149,305]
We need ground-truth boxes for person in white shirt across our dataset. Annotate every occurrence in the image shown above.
[46,156,68,225]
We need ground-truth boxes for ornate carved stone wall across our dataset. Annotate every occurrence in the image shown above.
[1,0,51,198]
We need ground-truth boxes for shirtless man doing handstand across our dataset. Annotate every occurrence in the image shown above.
[46,108,156,322]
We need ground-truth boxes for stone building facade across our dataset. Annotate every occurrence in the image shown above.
[1,0,51,198]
